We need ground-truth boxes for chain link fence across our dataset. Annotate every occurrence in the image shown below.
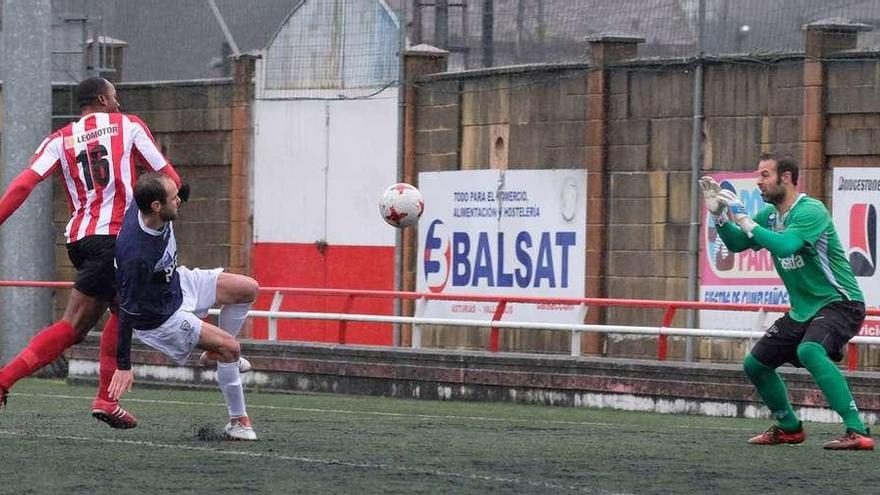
[3,0,873,91]
[409,0,880,69]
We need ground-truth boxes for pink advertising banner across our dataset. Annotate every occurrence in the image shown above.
[699,172,787,330]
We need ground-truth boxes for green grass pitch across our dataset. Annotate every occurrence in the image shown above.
[2,378,878,494]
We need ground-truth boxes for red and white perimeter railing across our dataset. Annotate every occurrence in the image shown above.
[3,281,880,371]
[250,287,880,371]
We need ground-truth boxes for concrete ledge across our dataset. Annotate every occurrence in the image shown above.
[66,335,880,424]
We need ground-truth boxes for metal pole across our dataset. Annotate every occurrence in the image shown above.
[207,0,241,56]
[482,0,494,67]
[460,0,470,69]
[412,0,422,44]
[515,0,525,58]
[0,0,54,364]
[393,1,408,347]
[435,0,448,49]
[685,0,706,362]
[80,16,88,79]
[536,0,545,45]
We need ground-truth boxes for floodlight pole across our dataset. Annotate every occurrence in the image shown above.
[394,1,408,347]
[686,0,706,362]
[0,0,54,364]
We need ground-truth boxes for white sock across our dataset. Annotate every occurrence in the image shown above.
[217,361,247,418]
[218,303,251,337]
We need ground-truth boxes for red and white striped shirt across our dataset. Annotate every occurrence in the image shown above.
[29,112,170,243]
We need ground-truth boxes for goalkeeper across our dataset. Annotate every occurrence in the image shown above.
[701,152,872,450]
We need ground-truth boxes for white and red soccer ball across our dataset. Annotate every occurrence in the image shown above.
[379,183,424,228]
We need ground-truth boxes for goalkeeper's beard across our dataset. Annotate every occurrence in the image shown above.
[761,178,786,206]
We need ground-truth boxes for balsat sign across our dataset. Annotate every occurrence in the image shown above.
[423,220,578,291]
[417,170,586,323]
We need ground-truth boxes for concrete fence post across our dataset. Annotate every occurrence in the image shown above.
[583,34,644,356]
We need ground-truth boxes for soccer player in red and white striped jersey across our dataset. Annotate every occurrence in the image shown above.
[31,107,172,242]
[0,77,182,428]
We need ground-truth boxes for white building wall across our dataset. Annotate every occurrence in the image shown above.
[253,88,398,247]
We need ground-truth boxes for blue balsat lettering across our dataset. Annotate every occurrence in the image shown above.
[451,231,576,288]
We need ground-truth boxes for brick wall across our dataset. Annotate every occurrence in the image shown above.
[826,59,880,164]
[414,78,460,171]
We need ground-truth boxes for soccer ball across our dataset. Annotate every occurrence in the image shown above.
[379,183,424,228]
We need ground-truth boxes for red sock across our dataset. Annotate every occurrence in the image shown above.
[0,321,77,391]
[96,314,118,402]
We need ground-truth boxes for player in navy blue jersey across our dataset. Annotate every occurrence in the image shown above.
[109,172,259,440]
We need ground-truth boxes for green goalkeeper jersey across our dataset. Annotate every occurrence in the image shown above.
[748,194,863,321]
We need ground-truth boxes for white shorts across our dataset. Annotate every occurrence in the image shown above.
[133,266,224,365]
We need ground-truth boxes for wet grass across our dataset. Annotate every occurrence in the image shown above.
[1,378,878,494]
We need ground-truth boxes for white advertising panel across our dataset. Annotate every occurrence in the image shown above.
[832,168,880,335]
[417,169,586,323]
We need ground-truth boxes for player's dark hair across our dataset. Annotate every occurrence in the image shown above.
[760,151,799,185]
[76,77,110,109]
[134,173,170,213]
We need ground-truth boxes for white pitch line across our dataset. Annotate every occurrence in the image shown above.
[10,391,753,432]
[0,429,615,494]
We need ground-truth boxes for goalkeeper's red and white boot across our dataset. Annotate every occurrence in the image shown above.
[91,398,138,429]
[199,352,252,373]
[823,429,874,450]
[225,415,257,441]
[748,424,805,445]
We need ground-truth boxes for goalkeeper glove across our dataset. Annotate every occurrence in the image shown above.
[717,189,757,235]
[699,176,728,225]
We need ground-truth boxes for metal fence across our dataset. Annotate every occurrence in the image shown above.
[13,1,878,87]
[408,0,880,70]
